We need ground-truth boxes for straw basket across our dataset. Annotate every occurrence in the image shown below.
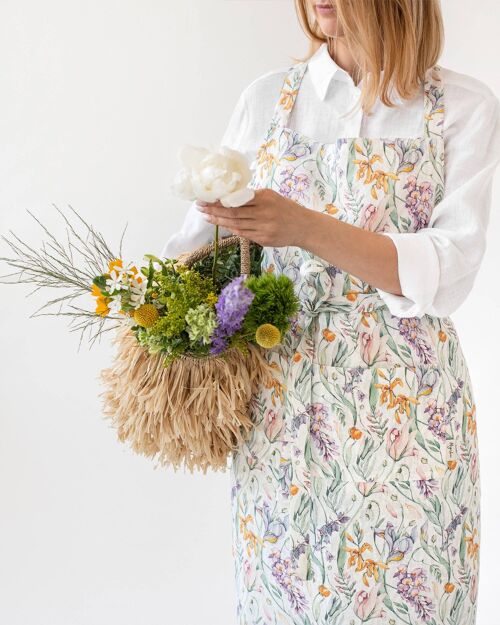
[98,236,276,473]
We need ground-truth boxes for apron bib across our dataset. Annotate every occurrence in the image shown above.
[230,60,480,625]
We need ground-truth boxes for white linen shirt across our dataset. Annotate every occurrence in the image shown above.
[162,42,500,318]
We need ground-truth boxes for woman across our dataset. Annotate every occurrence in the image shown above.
[163,1,500,624]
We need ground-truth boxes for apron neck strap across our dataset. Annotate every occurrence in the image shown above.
[268,62,308,132]
[423,64,445,142]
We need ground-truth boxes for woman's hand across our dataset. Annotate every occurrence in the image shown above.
[196,188,310,247]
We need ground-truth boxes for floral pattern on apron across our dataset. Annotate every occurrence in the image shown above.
[230,60,480,625]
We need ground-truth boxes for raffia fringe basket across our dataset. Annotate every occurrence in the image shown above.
[98,235,277,473]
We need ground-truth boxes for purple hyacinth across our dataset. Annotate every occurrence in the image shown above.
[210,275,255,355]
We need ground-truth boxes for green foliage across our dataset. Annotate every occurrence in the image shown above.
[119,247,299,361]
[136,264,216,358]
[243,273,300,336]
[154,267,215,335]
[190,241,263,290]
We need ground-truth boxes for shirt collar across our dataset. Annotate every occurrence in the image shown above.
[307,42,357,101]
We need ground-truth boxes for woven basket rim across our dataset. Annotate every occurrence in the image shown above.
[177,234,252,276]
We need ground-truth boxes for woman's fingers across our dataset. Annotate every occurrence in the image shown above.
[202,214,254,230]
[198,205,256,220]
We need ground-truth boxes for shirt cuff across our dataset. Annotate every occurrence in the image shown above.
[375,231,440,318]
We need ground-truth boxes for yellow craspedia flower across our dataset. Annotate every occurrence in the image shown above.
[255,323,281,349]
[133,303,159,328]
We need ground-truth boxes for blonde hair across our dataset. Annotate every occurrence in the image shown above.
[294,0,444,114]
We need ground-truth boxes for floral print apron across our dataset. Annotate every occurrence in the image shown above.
[230,60,480,625]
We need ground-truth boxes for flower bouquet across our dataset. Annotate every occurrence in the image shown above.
[0,145,300,472]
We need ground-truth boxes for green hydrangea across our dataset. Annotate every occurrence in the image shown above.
[185,303,217,345]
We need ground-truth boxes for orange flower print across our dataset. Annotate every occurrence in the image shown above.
[393,393,420,423]
[264,362,286,406]
[256,139,278,180]
[345,530,388,587]
[465,399,477,435]
[239,514,262,557]
[324,203,338,215]
[375,369,403,408]
[353,143,399,199]
[278,78,299,111]
[370,169,399,199]
[322,328,336,342]
[349,427,363,440]
[374,369,419,423]
[464,524,479,564]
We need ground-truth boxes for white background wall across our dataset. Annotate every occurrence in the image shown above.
[0,1,498,624]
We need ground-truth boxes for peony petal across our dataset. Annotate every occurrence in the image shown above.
[220,187,255,208]
[171,169,195,200]
[219,145,253,183]
[177,144,210,169]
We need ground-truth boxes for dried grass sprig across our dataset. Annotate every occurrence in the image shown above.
[0,204,127,349]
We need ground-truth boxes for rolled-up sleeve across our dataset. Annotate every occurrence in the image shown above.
[376,87,500,318]
[160,89,250,259]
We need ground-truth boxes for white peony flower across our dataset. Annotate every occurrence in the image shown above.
[171,144,255,208]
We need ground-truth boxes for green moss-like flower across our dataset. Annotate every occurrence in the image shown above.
[243,273,300,336]
[185,303,217,345]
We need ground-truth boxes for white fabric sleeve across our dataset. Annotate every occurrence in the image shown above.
[376,89,500,318]
[160,89,250,259]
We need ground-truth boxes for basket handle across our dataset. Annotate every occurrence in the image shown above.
[239,236,250,276]
[176,235,251,277]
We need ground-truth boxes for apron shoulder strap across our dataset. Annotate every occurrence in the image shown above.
[423,64,445,142]
[267,61,308,135]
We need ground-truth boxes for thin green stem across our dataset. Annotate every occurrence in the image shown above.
[212,225,219,286]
